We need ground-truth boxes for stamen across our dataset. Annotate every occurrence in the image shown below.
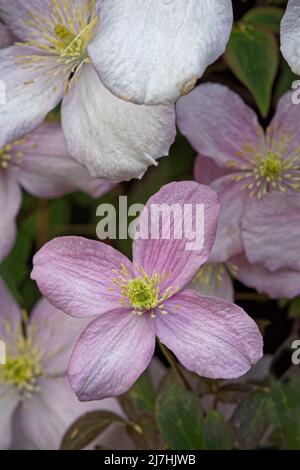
[0,138,26,171]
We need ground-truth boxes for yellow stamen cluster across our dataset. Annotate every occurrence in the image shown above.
[111,264,178,318]
[0,138,26,171]
[228,125,300,199]
[16,0,99,86]
[0,336,43,398]
[193,263,227,289]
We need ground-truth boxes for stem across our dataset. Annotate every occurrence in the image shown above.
[158,340,192,391]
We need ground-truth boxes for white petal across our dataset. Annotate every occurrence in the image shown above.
[0,172,22,262]
[62,65,176,182]
[89,0,233,105]
[0,46,66,148]
[0,384,19,449]
[280,0,300,75]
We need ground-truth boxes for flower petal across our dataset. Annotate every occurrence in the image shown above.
[31,236,134,318]
[12,376,122,449]
[0,46,66,148]
[156,289,263,379]
[28,299,93,375]
[0,278,21,341]
[188,263,234,302]
[88,0,233,105]
[0,171,21,262]
[242,192,300,271]
[69,310,156,400]
[280,0,300,75]
[133,181,220,294]
[61,65,176,182]
[18,122,114,198]
[209,175,248,263]
[0,1,52,41]
[194,154,230,186]
[233,253,300,299]
[177,83,263,167]
[0,384,19,449]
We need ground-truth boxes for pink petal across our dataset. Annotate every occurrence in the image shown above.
[156,289,263,379]
[133,181,220,295]
[209,175,248,263]
[188,263,234,302]
[194,154,231,185]
[0,172,21,262]
[31,237,134,318]
[177,83,263,167]
[28,299,93,375]
[12,376,123,450]
[18,122,114,198]
[242,192,300,271]
[0,384,19,449]
[69,310,156,400]
[269,90,300,155]
[233,253,300,299]
[0,278,22,347]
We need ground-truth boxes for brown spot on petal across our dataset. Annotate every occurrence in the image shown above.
[180,76,197,96]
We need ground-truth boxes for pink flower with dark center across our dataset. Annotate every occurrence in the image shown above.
[0,121,114,263]
[31,181,263,401]
[177,84,300,299]
[0,278,121,449]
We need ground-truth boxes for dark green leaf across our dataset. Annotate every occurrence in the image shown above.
[204,411,235,450]
[118,372,156,420]
[243,7,284,33]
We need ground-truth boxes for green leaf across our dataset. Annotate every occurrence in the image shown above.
[118,372,156,420]
[156,373,204,450]
[270,378,300,449]
[127,414,164,450]
[231,390,272,449]
[60,411,124,450]
[226,24,279,117]
[204,411,235,450]
[243,7,284,33]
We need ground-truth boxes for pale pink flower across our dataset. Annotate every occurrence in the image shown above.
[281,0,300,75]
[31,181,263,401]
[0,121,113,263]
[0,278,121,449]
[177,84,300,299]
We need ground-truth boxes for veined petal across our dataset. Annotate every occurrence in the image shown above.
[61,65,176,182]
[233,253,300,300]
[133,181,220,295]
[156,289,263,379]
[0,278,22,348]
[31,236,134,318]
[28,299,93,376]
[12,376,122,449]
[69,310,156,400]
[188,263,234,302]
[242,192,300,271]
[0,46,66,148]
[194,154,231,186]
[177,83,263,168]
[0,171,22,262]
[280,0,300,75]
[88,0,233,105]
[0,384,19,449]
[18,122,114,198]
[0,1,53,41]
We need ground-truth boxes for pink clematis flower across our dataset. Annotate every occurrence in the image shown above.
[0,278,121,449]
[0,121,114,263]
[177,83,300,299]
[31,181,263,401]
[0,20,14,48]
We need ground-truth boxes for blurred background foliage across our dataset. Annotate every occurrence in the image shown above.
[2,0,300,450]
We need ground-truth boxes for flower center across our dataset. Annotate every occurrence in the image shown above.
[0,138,25,171]
[229,126,300,198]
[17,0,99,84]
[126,277,160,311]
[111,265,178,318]
[0,338,43,397]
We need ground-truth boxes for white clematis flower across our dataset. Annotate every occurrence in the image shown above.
[0,0,176,182]
[281,0,300,75]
